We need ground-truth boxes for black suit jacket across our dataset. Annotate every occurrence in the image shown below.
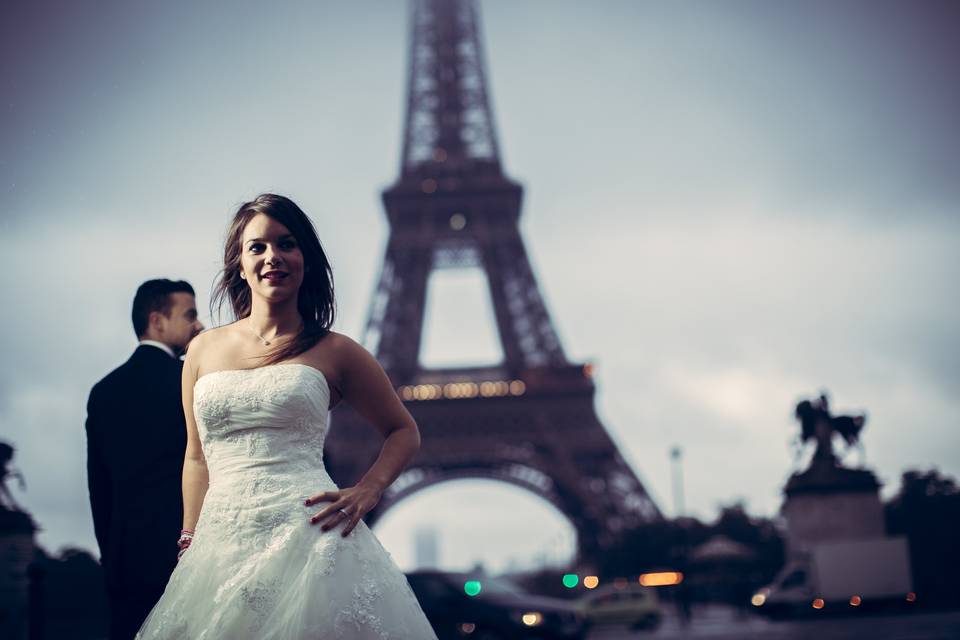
[85,344,186,594]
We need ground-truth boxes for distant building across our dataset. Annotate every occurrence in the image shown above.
[414,527,439,569]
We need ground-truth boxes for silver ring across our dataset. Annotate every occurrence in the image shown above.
[338,508,350,518]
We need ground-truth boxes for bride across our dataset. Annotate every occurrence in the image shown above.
[136,194,438,639]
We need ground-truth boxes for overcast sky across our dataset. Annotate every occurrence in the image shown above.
[2,0,958,573]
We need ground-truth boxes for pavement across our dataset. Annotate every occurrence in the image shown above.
[587,604,960,640]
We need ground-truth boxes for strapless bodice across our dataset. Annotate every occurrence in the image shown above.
[193,363,331,483]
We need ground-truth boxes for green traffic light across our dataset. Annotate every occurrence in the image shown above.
[464,580,482,596]
[562,574,579,588]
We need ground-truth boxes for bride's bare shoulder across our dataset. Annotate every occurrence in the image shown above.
[185,323,243,363]
[321,331,382,371]
[321,330,365,355]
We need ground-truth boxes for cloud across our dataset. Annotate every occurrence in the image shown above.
[523,206,959,518]
[663,363,806,427]
[3,0,958,570]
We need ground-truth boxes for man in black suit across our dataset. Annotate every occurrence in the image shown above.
[86,279,204,639]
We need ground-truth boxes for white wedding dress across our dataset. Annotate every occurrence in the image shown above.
[136,363,437,639]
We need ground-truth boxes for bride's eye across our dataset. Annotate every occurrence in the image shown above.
[248,242,265,253]
[280,239,297,250]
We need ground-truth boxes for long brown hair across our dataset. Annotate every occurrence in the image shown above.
[211,193,336,364]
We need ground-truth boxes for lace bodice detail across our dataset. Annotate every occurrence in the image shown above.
[193,363,330,480]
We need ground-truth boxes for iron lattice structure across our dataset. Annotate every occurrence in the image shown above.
[325,0,661,561]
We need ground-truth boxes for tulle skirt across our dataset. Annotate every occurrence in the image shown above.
[135,478,436,639]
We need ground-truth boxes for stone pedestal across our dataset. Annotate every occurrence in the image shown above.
[780,459,883,556]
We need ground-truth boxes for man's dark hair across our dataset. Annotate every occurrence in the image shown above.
[132,279,195,338]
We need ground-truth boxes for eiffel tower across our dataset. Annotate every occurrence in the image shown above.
[325,0,661,560]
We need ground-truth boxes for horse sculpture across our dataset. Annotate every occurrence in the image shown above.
[793,393,866,466]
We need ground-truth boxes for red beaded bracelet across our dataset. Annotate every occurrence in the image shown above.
[177,530,195,560]
[177,529,195,549]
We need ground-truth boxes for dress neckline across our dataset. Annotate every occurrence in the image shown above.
[195,362,328,390]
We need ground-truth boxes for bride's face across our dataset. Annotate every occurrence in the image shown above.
[239,213,305,304]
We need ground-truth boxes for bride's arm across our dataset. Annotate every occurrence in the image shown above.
[181,341,209,536]
[306,335,420,536]
[342,336,421,493]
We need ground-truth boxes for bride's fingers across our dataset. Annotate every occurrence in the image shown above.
[319,504,354,532]
[341,510,361,537]
[304,490,340,506]
[310,499,351,526]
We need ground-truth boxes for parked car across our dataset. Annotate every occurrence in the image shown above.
[405,570,588,640]
[576,583,661,631]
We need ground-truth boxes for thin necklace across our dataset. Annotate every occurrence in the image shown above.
[247,318,298,346]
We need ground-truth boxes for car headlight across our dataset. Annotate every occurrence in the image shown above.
[518,611,543,627]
